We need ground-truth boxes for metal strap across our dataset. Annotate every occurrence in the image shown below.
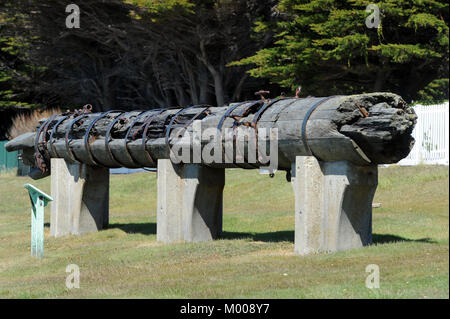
[251,98,289,125]
[141,109,169,165]
[34,117,54,155]
[182,106,211,131]
[165,104,210,147]
[64,114,91,163]
[34,116,57,172]
[252,98,298,166]
[122,110,159,167]
[232,100,267,169]
[104,112,128,167]
[236,100,263,119]
[49,115,70,158]
[301,95,340,156]
[217,101,259,169]
[83,110,119,166]
[217,101,254,132]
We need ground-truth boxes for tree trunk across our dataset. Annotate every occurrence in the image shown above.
[6,93,417,180]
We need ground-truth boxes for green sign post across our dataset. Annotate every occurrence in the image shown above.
[24,184,53,258]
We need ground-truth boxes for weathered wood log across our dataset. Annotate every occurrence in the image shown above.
[6,92,416,179]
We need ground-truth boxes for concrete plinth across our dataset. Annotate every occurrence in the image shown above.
[291,156,378,255]
[157,159,225,243]
[50,158,109,237]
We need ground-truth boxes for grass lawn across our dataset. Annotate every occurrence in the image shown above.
[0,165,448,298]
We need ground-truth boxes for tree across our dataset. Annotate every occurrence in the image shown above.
[233,0,449,103]
[127,0,276,106]
[21,0,150,111]
[4,0,276,111]
[0,0,42,108]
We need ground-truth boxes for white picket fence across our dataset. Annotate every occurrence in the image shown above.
[397,102,449,166]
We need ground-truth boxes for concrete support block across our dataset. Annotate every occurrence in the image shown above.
[50,158,109,237]
[291,156,378,255]
[157,159,225,243]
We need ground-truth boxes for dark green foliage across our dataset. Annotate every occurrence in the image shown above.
[2,0,275,111]
[416,78,449,104]
[1,0,448,110]
[127,0,277,107]
[234,0,449,103]
[0,1,40,108]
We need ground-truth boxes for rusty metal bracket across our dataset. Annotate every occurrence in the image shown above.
[295,86,302,98]
[255,90,270,101]
[356,103,370,118]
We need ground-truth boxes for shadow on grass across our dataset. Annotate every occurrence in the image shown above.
[221,231,294,243]
[74,222,438,246]
[220,232,437,245]
[372,234,436,244]
[110,223,156,235]
[109,223,294,242]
